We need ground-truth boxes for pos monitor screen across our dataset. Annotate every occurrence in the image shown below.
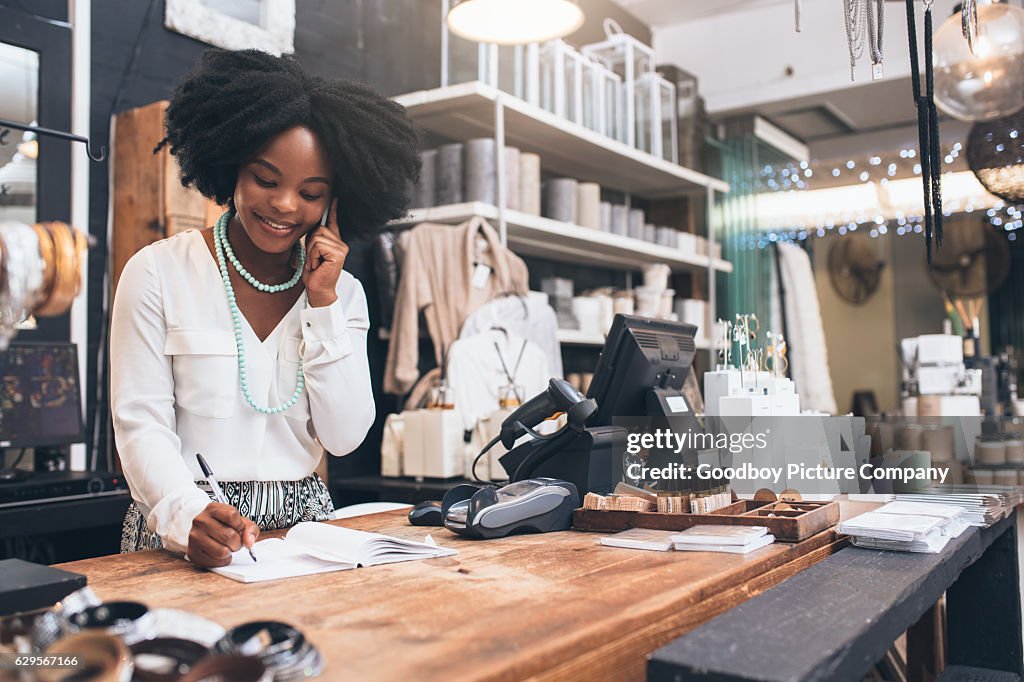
[586,314,699,424]
[0,342,84,448]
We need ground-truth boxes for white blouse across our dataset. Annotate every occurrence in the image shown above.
[110,229,374,553]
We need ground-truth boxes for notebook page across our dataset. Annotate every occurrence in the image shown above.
[285,522,382,563]
[210,538,355,583]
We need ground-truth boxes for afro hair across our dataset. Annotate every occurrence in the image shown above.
[156,49,421,241]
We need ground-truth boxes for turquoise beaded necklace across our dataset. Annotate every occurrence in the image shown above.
[220,212,306,291]
[213,211,305,415]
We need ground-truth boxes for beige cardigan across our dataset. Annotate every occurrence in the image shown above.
[383,217,529,396]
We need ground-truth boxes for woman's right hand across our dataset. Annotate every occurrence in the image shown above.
[187,502,260,567]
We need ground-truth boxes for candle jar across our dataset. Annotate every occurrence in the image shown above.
[499,384,525,409]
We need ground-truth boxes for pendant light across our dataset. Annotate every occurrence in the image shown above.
[447,0,585,46]
[933,0,1024,121]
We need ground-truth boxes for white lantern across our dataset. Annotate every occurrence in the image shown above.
[635,71,678,162]
[581,20,656,148]
[539,39,586,124]
[582,58,623,141]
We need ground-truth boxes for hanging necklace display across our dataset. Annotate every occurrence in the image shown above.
[213,212,305,415]
[795,0,803,32]
[766,331,789,379]
[962,0,978,55]
[905,0,944,262]
[494,338,528,405]
[716,318,734,369]
[844,0,885,81]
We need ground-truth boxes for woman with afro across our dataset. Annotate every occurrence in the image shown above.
[110,49,419,566]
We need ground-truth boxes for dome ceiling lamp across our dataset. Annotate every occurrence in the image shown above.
[446,0,584,46]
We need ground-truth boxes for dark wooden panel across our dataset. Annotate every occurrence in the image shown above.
[649,515,1021,682]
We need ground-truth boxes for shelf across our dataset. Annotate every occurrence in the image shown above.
[392,202,734,274]
[394,82,729,198]
[557,328,712,350]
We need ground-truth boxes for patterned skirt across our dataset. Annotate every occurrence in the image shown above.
[120,472,335,553]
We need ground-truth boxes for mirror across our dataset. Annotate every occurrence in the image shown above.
[0,42,39,227]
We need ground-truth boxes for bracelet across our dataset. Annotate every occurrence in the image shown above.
[31,223,57,309]
[130,637,210,682]
[179,653,271,682]
[41,632,132,682]
[34,222,76,317]
[66,601,154,645]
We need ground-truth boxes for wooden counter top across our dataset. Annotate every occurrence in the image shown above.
[58,510,847,681]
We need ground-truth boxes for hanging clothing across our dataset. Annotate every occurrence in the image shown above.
[776,241,838,414]
[110,230,374,554]
[383,217,529,395]
[446,329,550,431]
[459,293,562,377]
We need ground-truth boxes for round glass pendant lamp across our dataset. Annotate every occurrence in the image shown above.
[447,0,585,46]
[933,0,1024,121]
[968,110,1024,202]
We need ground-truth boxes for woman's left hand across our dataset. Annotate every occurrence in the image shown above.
[303,198,348,307]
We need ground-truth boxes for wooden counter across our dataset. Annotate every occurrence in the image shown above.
[58,510,847,681]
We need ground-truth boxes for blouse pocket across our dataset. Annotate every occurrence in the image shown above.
[165,328,238,418]
[279,336,312,423]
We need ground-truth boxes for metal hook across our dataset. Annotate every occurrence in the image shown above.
[0,119,107,162]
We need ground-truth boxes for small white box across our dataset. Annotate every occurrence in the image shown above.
[704,369,741,417]
[403,409,465,479]
[761,376,795,395]
[916,334,963,366]
[719,393,772,417]
[770,392,800,416]
[676,232,697,255]
[918,366,962,395]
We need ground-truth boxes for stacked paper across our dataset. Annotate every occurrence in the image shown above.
[671,525,775,554]
[599,525,777,555]
[895,485,1023,527]
[838,501,970,553]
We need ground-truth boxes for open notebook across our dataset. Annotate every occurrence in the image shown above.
[211,522,457,583]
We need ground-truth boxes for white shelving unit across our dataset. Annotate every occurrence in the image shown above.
[391,202,733,274]
[395,82,728,198]
[558,328,711,350]
[393,81,730,355]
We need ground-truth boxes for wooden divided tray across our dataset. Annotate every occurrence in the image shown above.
[572,500,840,542]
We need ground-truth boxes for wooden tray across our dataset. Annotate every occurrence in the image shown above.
[572,500,840,542]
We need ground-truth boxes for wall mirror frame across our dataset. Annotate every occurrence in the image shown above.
[0,5,72,342]
[164,0,296,55]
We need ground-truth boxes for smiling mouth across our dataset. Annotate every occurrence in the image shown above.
[254,211,299,232]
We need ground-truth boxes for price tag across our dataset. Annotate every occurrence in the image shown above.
[471,263,491,289]
[871,62,884,81]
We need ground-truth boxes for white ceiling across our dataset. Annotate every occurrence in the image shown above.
[612,0,790,27]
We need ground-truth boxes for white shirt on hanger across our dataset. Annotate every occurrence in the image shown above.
[110,230,374,553]
[459,293,562,377]
[446,329,550,432]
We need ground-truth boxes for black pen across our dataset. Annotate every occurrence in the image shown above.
[196,453,257,563]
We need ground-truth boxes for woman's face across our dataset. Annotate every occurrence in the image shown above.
[233,125,332,255]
